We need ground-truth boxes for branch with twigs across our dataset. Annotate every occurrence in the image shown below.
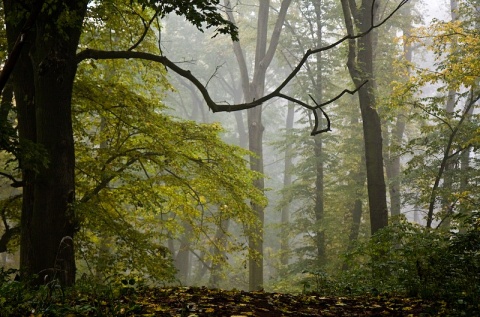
[76,0,409,135]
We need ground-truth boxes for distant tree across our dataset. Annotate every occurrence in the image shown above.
[224,0,293,291]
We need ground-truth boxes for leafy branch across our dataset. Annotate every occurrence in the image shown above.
[426,90,480,227]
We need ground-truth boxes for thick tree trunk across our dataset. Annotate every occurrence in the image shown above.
[5,0,88,286]
[4,0,38,282]
[357,83,388,234]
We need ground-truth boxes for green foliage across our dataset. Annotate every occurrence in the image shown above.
[273,213,480,314]
[342,214,480,313]
[0,268,31,316]
[133,0,238,40]
[387,1,480,223]
[0,269,148,316]
[72,53,265,284]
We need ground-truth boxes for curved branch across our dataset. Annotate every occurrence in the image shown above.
[128,10,160,51]
[0,172,23,188]
[426,91,480,227]
[76,0,408,131]
[309,95,331,135]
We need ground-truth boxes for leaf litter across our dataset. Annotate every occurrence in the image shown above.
[118,286,449,316]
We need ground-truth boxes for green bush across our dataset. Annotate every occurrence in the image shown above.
[341,214,480,313]
[0,270,148,316]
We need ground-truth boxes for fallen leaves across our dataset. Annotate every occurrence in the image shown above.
[120,286,448,316]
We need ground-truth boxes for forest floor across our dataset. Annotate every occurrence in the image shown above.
[99,286,455,316]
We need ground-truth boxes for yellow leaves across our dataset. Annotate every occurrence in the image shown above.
[407,17,480,91]
[198,195,207,204]
[74,65,266,282]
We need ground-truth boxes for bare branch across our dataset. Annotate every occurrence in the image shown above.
[128,10,160,51]
[76,0,409,133]
[0,172,23,188]
[309,95,332,135]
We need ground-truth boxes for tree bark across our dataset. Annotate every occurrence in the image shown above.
[225,0,292,291]
[4,0,37,283]
[280,103,294,267]
[385,25,412,217]
[4,0,88,286]
[341,0,388,235]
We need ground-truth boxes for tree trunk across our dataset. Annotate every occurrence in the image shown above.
[439,0,460,228]
[5,0,88,286]
[280,103,294,267]
[385,25,412,217]
[4,0,37,281]
[209,219,230,288]
[343,107,366,271]
[247,104,265,291]
[175,242,191,285]
[225,0,292,290]
[312,0,326,266]
[341,0,388,235]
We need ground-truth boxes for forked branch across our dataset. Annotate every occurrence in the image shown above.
[76,0,409,134]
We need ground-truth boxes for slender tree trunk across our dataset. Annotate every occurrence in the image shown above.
[385,25,412,217]
[312,0,326,266]
[247,104,265,291]
[225,0,292,290]
[343,106,366,271]
[341,0,388,235]
[458,100,473,233]
[426,91,477,227]
[280,103,294,267]
[209,219,230,287]
[175,222,193,285]
[439,0,460,228]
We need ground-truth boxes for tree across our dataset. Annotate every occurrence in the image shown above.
[279,103,294,267]
[341,0,389,234]
[223,0,293,291]
[2,0,240,286]
[73,62,265,284]
[397,0,480,228]
[379,2,417,218]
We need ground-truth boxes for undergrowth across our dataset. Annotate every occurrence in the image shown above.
[1,214,479,316]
